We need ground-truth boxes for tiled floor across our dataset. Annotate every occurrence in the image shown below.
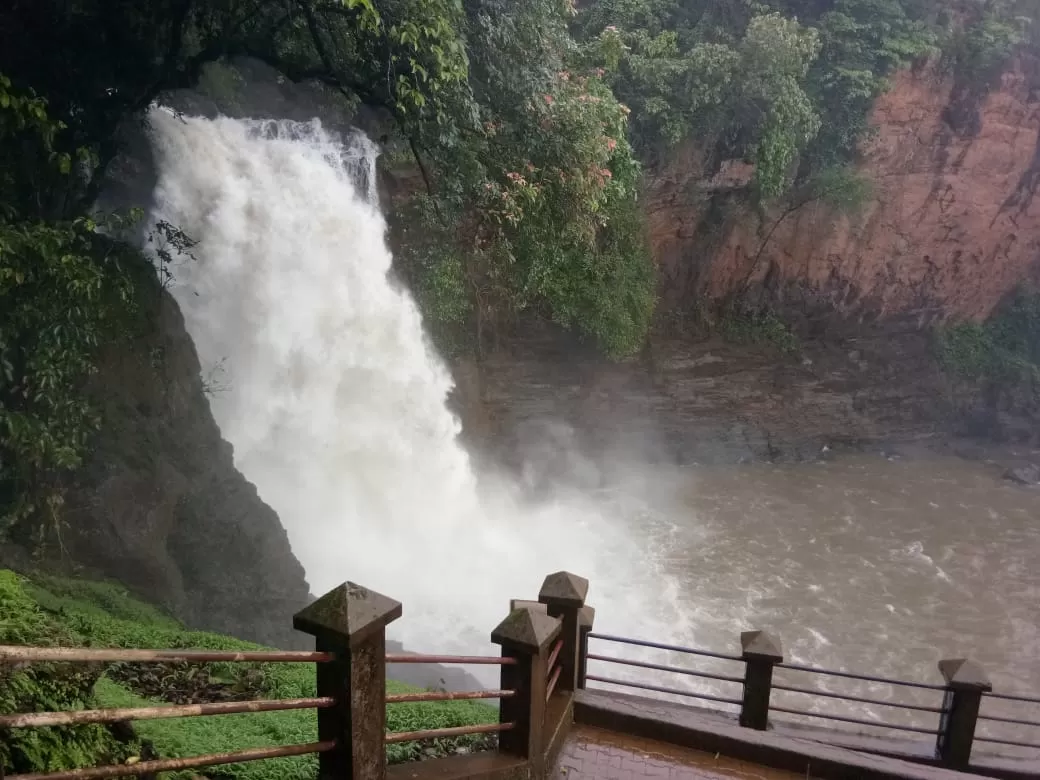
[553,725,800,779]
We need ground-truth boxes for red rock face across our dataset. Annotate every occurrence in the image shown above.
[650,57,1040,324]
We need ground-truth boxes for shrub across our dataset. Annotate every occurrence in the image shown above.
[719,309,800,354]
[934,290,1040,383]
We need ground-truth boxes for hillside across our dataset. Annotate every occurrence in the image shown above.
[0,570,497,777]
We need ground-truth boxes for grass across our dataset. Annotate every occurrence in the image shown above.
[1,570,497,778]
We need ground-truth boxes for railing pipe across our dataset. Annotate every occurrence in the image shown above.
[586,674,743,707]
[384,654,517,665]
[0,646,332,664]
[5,742,335,780]
[546,665,562,702]
[0,698,333,729]
[587,652,745,685]
[771,682,947,714]
[778,661,947,691]
[587,633,743,662]
[385,690,514,704]
[385,722,516,744]
[546,639,564,674]
[576,605,595,690]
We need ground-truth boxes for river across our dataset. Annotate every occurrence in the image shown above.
[584,452,1040,754]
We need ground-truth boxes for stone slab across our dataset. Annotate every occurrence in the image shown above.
[574,689,1002,780]
[555,724,802,779]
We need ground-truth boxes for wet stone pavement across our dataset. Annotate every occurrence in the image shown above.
[553,725,800,780]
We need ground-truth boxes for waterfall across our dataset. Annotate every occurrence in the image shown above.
[146,110,689,657]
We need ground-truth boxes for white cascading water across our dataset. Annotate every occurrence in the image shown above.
[145,110,693,661]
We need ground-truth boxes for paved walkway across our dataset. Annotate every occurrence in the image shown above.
[553,725,800,779]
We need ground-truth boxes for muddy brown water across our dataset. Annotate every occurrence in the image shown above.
[586,453,1040,758]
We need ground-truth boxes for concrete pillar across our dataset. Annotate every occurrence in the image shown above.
[293,582,402,780]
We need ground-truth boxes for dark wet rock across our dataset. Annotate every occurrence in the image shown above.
[59,282,310,649]
[1004,464,1040,486]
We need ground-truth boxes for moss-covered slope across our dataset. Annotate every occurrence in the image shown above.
[0,571,496,778]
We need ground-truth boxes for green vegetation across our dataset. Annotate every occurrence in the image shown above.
[718,308,799,355]
[934,290,1040,384]
[1,0,1035,540]
[1,570,497,778]
[0,76,142,539]
[392,0,656,358]
[572,0,1033,188]
[573,0,939,191]
[0,571,138,775]
[943,0,1030,86]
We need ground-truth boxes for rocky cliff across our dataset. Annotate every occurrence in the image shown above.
[452,324,967,477]
[453,57,1040,465]
[650,56,1040,325]
[40,275,311,649]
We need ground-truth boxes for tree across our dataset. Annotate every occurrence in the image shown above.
[0,76,138,535]
[394,0,657,357]
[577,5,822,198]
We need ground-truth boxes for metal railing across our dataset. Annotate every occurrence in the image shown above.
[580,630,1040,772]
[585,633,745,709]
[1,573,591,780]
[0,646,335,780]
[770,659,948,738]
[10,573,1034,780]
[975,689,1040,752]
[383,652,518,746]
[545,638,564,702]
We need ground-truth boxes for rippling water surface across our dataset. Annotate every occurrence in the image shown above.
[590,454,1040,755]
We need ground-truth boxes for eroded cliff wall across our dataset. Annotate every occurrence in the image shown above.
[454,57,1040,465]
[651,56,1040,324]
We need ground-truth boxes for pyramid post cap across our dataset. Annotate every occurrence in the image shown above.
[579,605,596,629]
[293,582,402,648]
[510,599,547,614]
[538,571,589,608]
[491,606,562,654]
[938,658,992,691]
[740,630,783,662]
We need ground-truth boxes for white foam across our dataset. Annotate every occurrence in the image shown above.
[145,112,692,667]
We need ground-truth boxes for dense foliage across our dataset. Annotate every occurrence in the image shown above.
[396,1,655,356]
[572,0,1033,192]
[371,0,657,357]
[577,2,826,197]
[0,571,137,775]
[935,290,1040,384]
[1,570,497,777]
[0,76,140,537]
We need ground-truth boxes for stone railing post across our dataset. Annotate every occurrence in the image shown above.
[576,605,596,690]
[538,571,589,694]
[739,630,783,730]
[936,658,991,769]
[293,582,402,780]
[491,605,563,772]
